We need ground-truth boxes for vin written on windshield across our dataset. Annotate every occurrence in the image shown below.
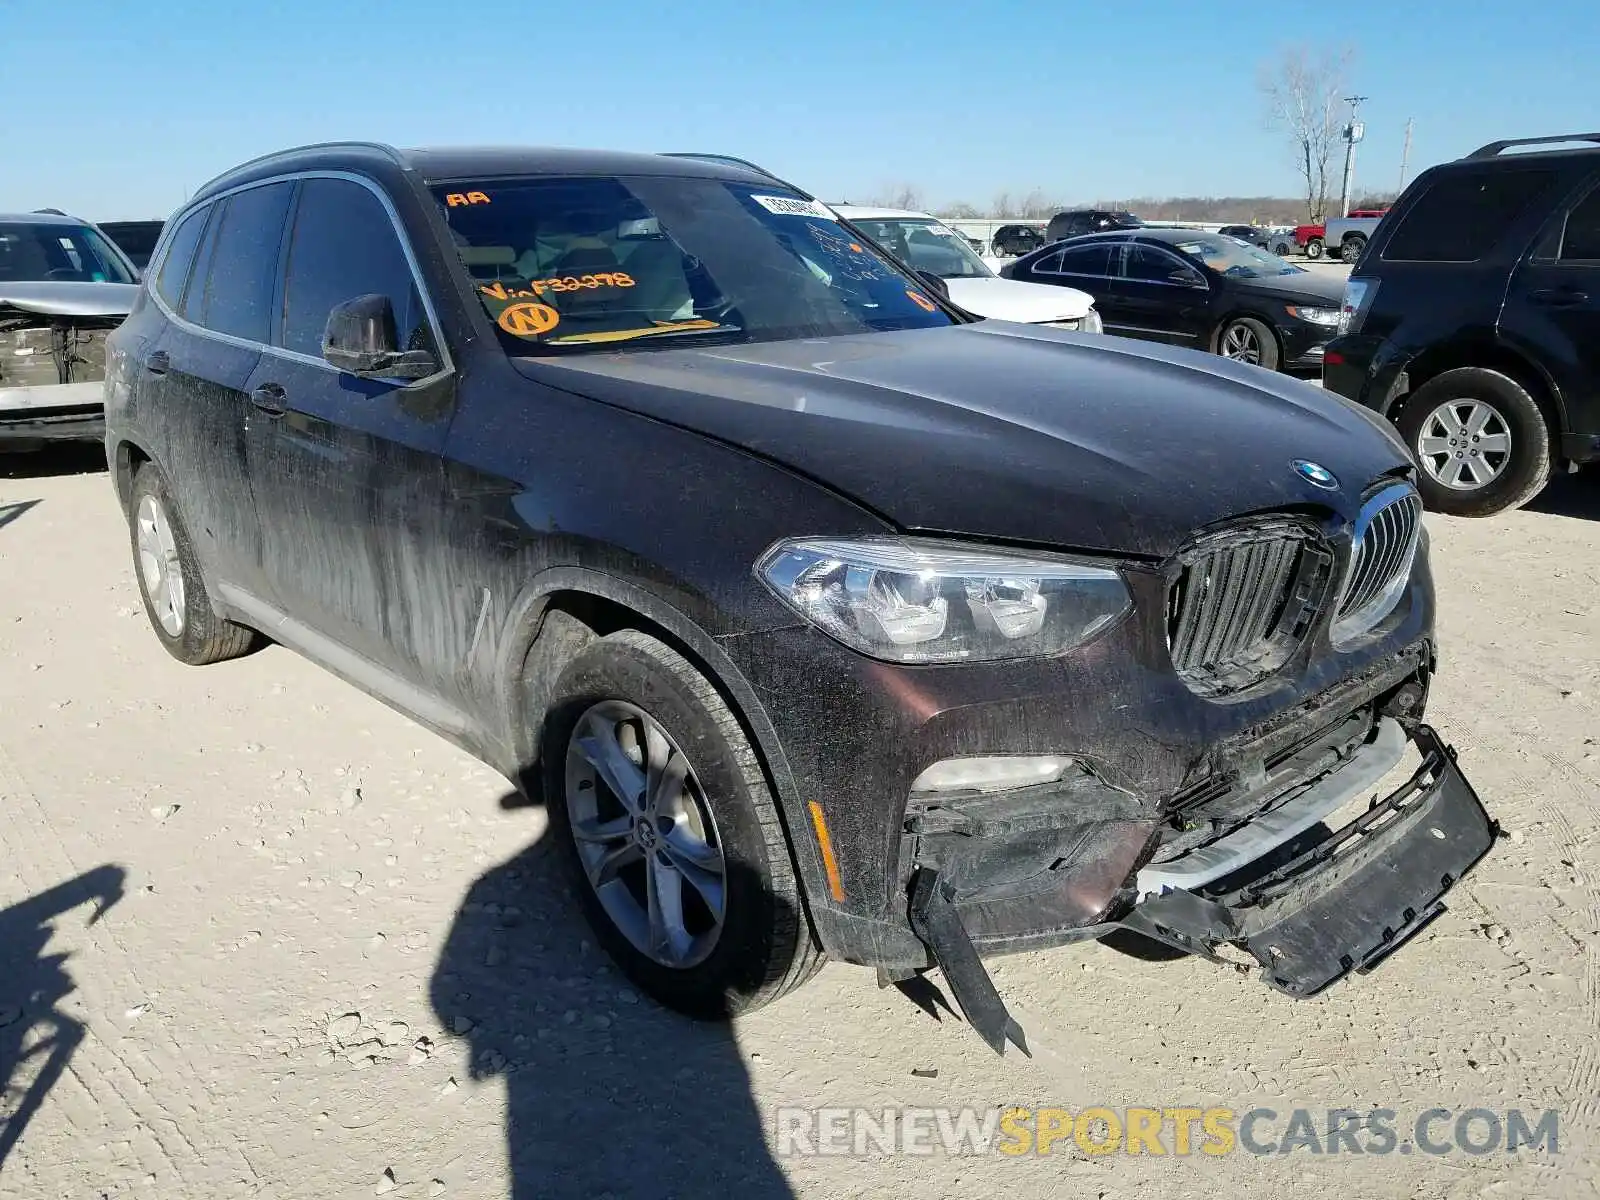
[430,176,956,353]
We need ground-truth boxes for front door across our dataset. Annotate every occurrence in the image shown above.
[1109,243,1213,347]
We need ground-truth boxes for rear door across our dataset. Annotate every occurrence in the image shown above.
[1502,170,1600,434]
[150,181,295,593]
[1029,241,1115,316]
[1111,243,1213,346]
[241,175,458,693]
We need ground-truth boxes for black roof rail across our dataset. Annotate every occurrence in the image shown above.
[31,207,70,216]
[1467,132,1600,158]
[659,151,784,180]
[193,141,407,199]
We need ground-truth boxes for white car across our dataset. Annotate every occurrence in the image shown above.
[832,206,1102,333]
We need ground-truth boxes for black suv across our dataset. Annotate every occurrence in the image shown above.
[1045,208,1143,243]
[104,142,1494,1053]
[1324,132,1600,516]
[990,223,1045,257]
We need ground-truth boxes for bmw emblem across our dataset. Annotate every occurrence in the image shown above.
[1292,459,1340,490]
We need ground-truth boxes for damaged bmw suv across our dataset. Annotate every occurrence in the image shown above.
[104,143,1496,1053]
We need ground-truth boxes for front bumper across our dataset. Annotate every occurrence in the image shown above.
[1278,320,1334,370]
[0,382,106,447]
[910,719,1493,1053]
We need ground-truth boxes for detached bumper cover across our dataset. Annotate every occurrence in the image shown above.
[910,723,1494,1052]
[0,382,105,444]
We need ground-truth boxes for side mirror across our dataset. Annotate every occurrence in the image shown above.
[915,270,950,298]
[1169,269,1206,288]
[322,294,437,380]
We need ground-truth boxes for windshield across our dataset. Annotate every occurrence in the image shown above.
[432,178,956,354]
[845,217,994,279]
[0,222,137,284]
[1170,233,1302,278]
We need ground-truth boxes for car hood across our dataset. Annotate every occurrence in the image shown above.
[0,282,137,318]
[514,324,1410,558]
[944,275,1093,322]
[1229,270,1345,307]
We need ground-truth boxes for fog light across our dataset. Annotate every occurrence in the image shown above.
[910,755,1075,795]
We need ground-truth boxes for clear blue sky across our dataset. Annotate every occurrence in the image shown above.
[1,0,1594,218]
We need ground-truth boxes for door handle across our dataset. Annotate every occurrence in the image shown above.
[1529,287,1589,307]
[249,382,288,418]
[144,350,170,375]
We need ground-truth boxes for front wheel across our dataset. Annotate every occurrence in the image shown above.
[540,630,823,1018]
[1217,316,1281,371]
[1305,237,1324,260]
[1395,368,1552,516]
[1340,234,1368,263]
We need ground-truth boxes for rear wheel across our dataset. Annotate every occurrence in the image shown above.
[1217,316,1281,371]
[127,464,258,665]
[1340,234,1368,263]
[1396,367,1552,516]
[1305,237,1324,260]
[540,630,823,1018]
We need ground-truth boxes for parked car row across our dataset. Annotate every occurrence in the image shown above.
[84,139,1499,1057]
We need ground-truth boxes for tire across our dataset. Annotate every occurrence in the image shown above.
[1216,316,1281,371]
[1271,240,1294,257]
[540,629,824,1018]
[1339,234,1367,263]
[1305,237,1324,260]
[1395,367,1553,516]
[127,463,259,665]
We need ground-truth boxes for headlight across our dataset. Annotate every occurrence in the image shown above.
[1287,305,1340,327]
[756,537,1131,664]
[1080,306,1103,334]
[1042,319,1080,331]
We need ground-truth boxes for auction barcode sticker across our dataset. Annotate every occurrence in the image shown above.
[751,194,838,220]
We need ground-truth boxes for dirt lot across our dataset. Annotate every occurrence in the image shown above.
[1,447,1597,1199]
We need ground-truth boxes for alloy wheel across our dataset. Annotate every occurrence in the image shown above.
[1220,322,1262,365]
[564,700,727,969]
[1415,399,1513,490]
[135,493,186,637]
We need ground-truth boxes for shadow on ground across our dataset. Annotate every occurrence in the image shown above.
[0,865,126,1171]
[430,792,793,1200]
[1526,470,1600,522]
[0,444,106,481]
[0,500,39,533]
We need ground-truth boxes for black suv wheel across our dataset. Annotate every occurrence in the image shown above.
[540,630,823,1018]
[1396,368,1552,515]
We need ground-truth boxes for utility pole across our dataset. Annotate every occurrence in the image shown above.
[1338,94,1369,216]
[1398,117,1414,191]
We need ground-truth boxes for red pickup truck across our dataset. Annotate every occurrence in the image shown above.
[1288,210,1387,259]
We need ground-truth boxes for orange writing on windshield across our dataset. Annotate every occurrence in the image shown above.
[497,302,561,337]
[480,273,635,300]
[447,191,491,207]
[906,290,937,312]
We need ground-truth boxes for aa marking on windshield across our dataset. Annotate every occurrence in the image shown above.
[446,191,491,207]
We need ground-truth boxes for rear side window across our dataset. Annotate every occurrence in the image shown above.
[1029,249,1065,274]
[155,207,208,309]
[1058,243,1114,276]
[1382,168,1558,262]
[1559,185,1600,262]
[281,178,430,358]
[180,207,220,325]
[194,182,294,343]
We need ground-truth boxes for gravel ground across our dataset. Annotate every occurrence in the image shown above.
[0,445,1596,1199]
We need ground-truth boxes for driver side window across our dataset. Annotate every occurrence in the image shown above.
[280,178,434,358]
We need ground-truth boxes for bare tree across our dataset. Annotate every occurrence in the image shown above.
[941,201,982,218]
[989,190,1013,218]
[867,183,927,210]
[1260,46,1354,221]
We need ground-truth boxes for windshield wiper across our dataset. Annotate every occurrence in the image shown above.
[546,319,743,347]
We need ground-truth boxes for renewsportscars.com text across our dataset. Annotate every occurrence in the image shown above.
[775,1106,1561,1158]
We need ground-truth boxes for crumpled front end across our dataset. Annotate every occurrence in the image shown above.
[0,295,124,445]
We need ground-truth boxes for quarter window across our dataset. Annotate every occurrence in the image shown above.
[1559,185,1600,262]
[154,206,209,310]
[281,178,432,359]
[1382,168,1557,262]
[193,182,294,343]
[1124,245,1186,282]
